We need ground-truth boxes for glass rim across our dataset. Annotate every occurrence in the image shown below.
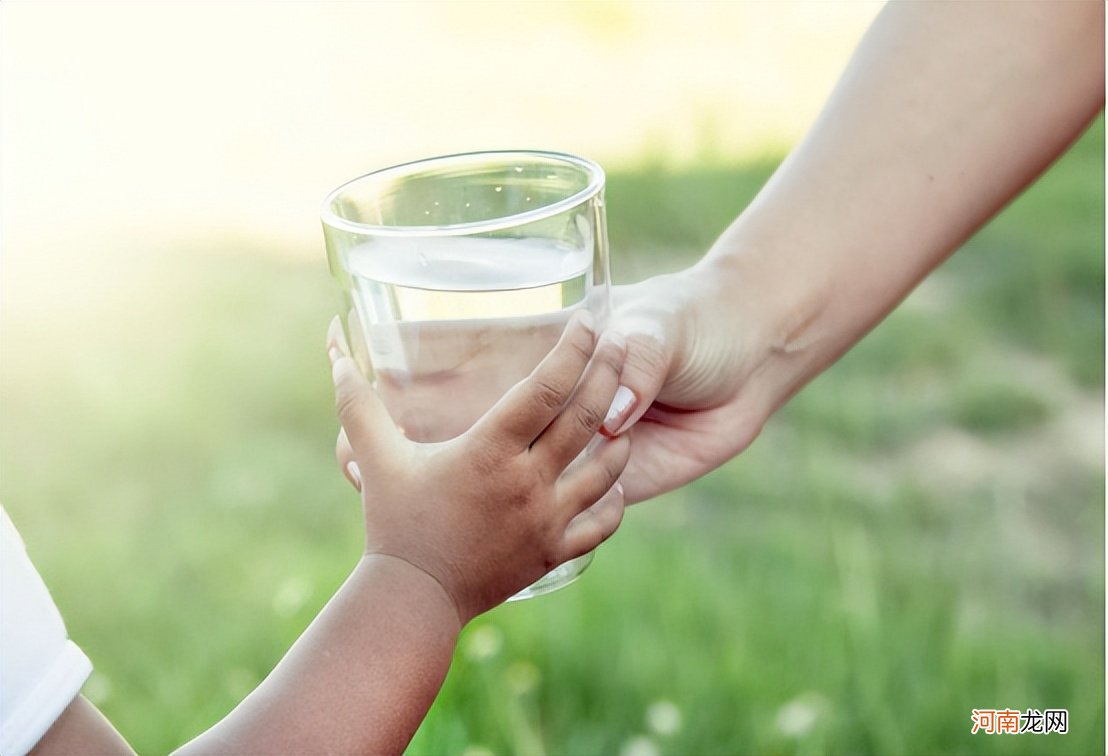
[320,150,605,238]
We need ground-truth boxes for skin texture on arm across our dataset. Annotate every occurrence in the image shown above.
[32,561,462,756]
[32,314,629,755]
[173,555,463,756]
[606,0,1105,504]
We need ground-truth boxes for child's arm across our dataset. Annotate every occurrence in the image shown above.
[32,313,628,755]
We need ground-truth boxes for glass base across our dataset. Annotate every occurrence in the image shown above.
[507,552,594,601]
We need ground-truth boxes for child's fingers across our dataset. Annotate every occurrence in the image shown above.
[555,434,631,520]
[559,481,626,561]
[532,332,626,470]
[329,329,398,466]
[469,310,596,453]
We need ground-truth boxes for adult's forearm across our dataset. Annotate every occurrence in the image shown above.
[176,554,461,755]
[707,1,1103,414]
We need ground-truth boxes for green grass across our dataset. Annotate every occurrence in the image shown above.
[1,118,1102,754]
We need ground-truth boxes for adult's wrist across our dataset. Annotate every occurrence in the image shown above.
[693,226,835,418]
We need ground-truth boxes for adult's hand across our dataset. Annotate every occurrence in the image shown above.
[603,0,1103,505]
[600,263,775,505]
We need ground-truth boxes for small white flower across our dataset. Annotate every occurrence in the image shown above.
[774,692,829,738]
[620,735,660,756]
[272,576,312,618]
[504,660,540,695]
[463,624,503,662]
[646,699,683,736]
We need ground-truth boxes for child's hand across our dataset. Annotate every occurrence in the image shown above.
[328,313,630,624]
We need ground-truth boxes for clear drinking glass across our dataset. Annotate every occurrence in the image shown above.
[321,151,611,600]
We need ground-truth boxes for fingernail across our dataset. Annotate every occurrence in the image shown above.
[602,385,637,436]
[327,317,351,362]
[614,481,624,498]
[346,461,362,492]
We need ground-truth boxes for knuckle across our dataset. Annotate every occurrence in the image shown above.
[574,402,605,435]
[598,502,624,542]
[332,364,363,415]
[532,378,567,412]
[600,343,626,374]
[592,448,629,492]
[334,385,360,423]
[601,456,625,488]
[625,332,668,377]
[468,440,506,476]
[567,336,594,364]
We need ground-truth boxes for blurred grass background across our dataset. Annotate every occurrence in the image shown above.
[1,120,1102,755]
[1,3,1103,755]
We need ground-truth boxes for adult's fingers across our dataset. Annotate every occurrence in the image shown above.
[469,310,596,453]
[555,434,631,520]
[335,427,362,492]
[600,283,677,437]
[559,481,626,561]
[533,332,626,469]
[326,315,352,364]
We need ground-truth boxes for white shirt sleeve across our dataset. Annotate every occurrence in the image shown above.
[0,507,92,756]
